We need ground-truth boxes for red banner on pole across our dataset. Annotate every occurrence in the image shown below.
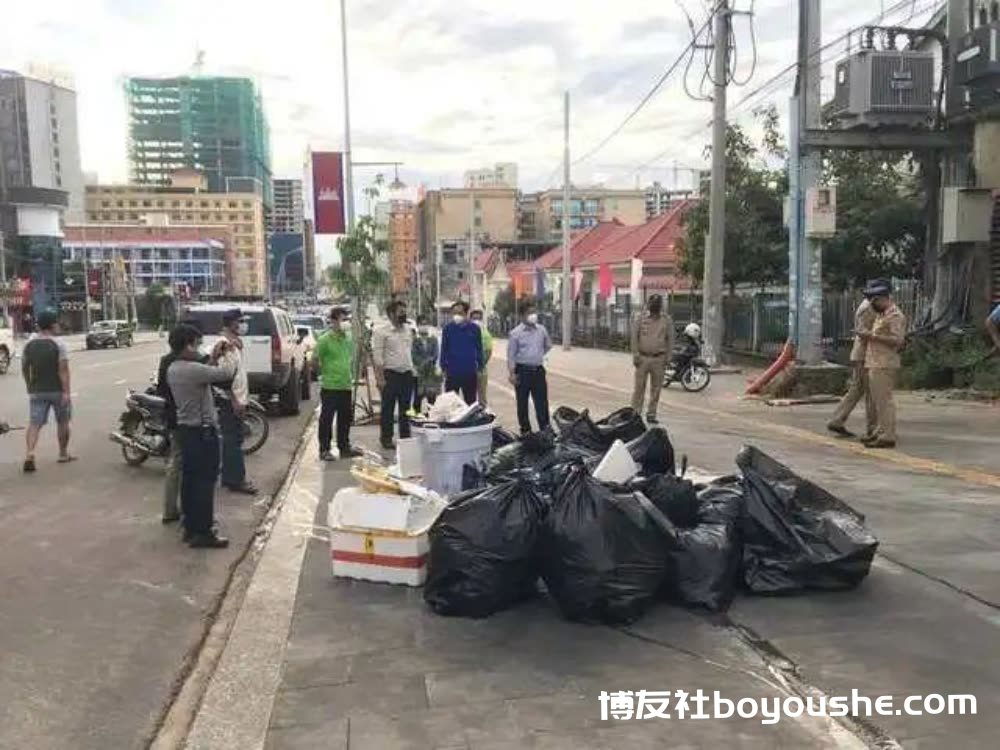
[311,152,346,235]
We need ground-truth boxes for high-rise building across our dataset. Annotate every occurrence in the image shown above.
[126,76,272,205]
[85,169,267,297]
[463,162,518,189]
[0,69,84,222]
[518,188,647,243]
[269,178,304,234]
[389,200,417,294]
[645,182,697,220]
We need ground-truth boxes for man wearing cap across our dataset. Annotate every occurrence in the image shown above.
[218,309,257,495]
[21,309,74,473]
[860,280,907,449]
[827,293,877,440]
[630,295,674,425]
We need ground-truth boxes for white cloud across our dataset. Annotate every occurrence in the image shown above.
[2,0,942,202]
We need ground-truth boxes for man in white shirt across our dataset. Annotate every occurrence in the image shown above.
[371,300,415,450]
[218,309,257,495]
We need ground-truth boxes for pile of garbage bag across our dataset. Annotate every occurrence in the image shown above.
[424,405,880,625]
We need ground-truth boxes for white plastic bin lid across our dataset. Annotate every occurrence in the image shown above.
[593,439,640,484]
[329,488,412,533]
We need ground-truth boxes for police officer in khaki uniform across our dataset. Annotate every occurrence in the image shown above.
[860,279,906,449]
[630,295,674,424]
[827,296,877,439]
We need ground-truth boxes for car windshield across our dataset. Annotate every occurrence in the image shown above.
[91,322,115,332]
[293,316,326,331]
[183,310,274,336]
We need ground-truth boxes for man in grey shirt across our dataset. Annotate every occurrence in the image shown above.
[166,324,237,549]
[372,300,415,450]
[506,302,552,434]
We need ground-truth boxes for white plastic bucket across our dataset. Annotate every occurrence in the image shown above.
[412,422,494,497]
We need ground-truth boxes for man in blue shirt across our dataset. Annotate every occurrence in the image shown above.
[440,301,484,405]
[506,302,552,434]
[987,304,1000,355]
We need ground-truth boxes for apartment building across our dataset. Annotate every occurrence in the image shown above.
[519,188,647,242]
[645,182,697,220]
[463,162,518,189]
[269,178,304,234]
[84,169,267,296]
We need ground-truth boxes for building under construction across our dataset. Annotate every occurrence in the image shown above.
[126,76,272,206]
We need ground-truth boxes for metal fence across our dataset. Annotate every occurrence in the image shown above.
[490,282,927,361]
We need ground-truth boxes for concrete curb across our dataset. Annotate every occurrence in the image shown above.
[149,411,318,750]
[180,416,320,750]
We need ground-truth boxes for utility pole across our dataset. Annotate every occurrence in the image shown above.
[789,0,823,363]
[435,241,442,326]
[562,91,572,351]
[339,0,355,233]
[702,0,729,366]
[81,235,92,330]
[469,189,476,307]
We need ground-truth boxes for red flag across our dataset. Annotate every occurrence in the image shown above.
[598,264,613,299]
[311,152,346,234]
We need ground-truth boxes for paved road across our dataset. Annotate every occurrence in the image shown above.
[0,344,314,749]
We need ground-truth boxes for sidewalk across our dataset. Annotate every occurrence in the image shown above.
[179,370,1000,749]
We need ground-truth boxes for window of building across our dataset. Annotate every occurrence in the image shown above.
[213,201,221,208]
[55,176,62,187]
[228,201,237,208]
[229,214,238,221]
[185,200,193,208]
[129,200,137,207]
[242,201,252,209]
[171,200,180,208]
[142,200,151,207]
[200,213,210,221]
[185,214,193,220]
[116,213,125,220]
[101,200,111,208]
[474,217,482,227]
[116,200,124,208]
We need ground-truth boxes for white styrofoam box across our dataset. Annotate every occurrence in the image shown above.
[593,439,640,484]
[330,529,428,586]
[395,438,423,478]
[330,487,412,533]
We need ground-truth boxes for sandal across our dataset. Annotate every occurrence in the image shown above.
[58,455,78,464]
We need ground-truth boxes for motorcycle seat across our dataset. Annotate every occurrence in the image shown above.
[133,392,166,410]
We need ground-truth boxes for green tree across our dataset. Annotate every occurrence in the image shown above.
[680,107,789,294]
[327,215,390,303]
[137,283,168,327]
[821,151,926,290]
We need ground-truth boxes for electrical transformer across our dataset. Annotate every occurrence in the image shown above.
[830,49,937,128]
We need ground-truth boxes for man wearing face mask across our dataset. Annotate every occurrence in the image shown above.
[630,295,674,424]
[469,309,493,407]
[218,309,257,495]
[860,279,906,449]
[440,301,484,405]
[411,315,440,412]
[372,300,415,450]
[313,307,363,461]
[507,302,552,435]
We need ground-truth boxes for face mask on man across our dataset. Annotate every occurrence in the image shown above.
[235,321,249,336]
[453,314,465,324]
[648,303,662,315]
[418,326,429,336]
[526,313,539,325]
[395,313,408,325]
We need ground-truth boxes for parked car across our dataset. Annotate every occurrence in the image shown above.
[86,320,134,350]
[181,303,309,415]
[0,319,15,375]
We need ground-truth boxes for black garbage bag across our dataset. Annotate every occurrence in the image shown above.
[425,478,549,618]
[461,463,487,492]
[696,480,745,525]
[552,407,607,452]
[442,404,495,428]
[484,428,557,477]
[633,474,699,528]
[541,465,671,624]
[625,426,676,477]
[735,446,879,595]
[492,426,518,451]
[595,408,646,445]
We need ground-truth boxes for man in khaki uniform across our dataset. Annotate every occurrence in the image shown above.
[631,295,674,424]
[860,280,906,449]
[827,296,877,439]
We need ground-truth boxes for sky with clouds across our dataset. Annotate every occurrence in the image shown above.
[3,0,940,198]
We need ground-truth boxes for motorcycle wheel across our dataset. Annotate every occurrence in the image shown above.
[680,364,711,393]
[122,441,150,467]
[241,408,270,456]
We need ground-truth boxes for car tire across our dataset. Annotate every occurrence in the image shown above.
[0,346,9,375]
[280,364,301,416]
[300,366,312,401]
[86,342,94,351]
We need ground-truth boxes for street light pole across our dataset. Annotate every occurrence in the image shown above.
[469,189,476,307]
[561,91,572,351]
[339,0,355,233]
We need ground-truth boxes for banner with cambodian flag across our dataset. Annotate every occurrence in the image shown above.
[598,264,614,299]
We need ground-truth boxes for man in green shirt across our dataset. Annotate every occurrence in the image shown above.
[470,309,493,407]
[312,308,363,461]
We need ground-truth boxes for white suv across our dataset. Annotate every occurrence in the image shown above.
[181,304,309,415]
[0,318,15,375]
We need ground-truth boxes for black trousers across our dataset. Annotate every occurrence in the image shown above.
[176,425,220,535]
[445,372,478,405]
[515,365,550,434]
[412,374,438,412]
[381,370,413,443]
[319,389,353,453]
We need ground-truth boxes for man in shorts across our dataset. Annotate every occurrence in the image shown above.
[21,309,74,472]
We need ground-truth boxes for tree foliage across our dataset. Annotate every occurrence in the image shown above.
[821,151,926,290]
[680,107,788,293]
[326,215,390,301]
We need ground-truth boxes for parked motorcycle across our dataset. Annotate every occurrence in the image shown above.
[110,386,269,467]
[663,322,712,393]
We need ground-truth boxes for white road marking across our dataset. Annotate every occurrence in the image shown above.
[114,379,127,385]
